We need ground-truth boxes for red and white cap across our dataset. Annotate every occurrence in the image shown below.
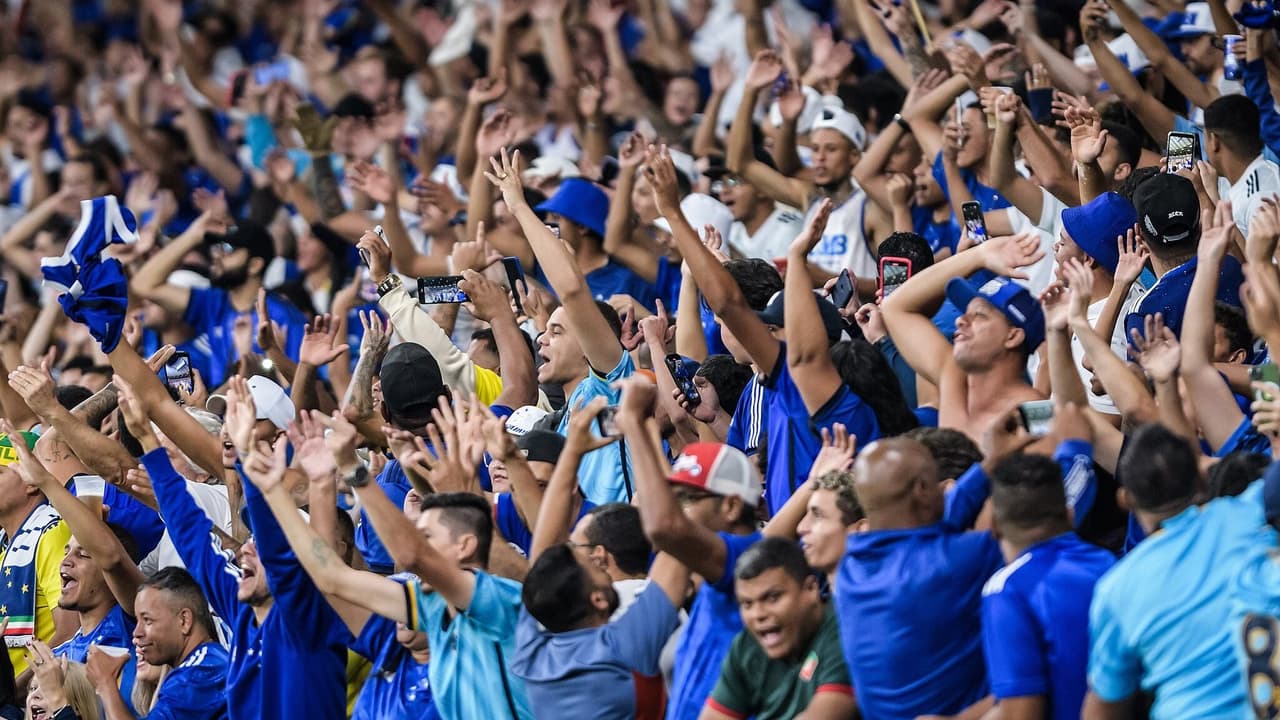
[669,443,763,505]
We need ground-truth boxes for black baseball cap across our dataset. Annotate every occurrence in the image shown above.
[757,290,846,344]
[207,221,275,261]
[1133,173,1200,245]
[379,343,448,424]
[516,430,565,465]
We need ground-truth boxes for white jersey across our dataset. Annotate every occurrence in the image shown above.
[728,204,805,260]
[804,190,878,279]
[1227,155,1280,234]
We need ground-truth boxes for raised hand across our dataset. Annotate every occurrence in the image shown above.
[566,395,619,452]
[980,407,1036,469]
[788,198,834,258]
[85,644,130,692]
[222,376,258,457]
[1129,313,1180,383]
[980,231,1046,279]
[1065,106,1107,166]
[299,314,349,368]
[286,410,337,482]
[1198,199,1236,263]
[0,418,51,490]
[993,90,1020,127]
[710,54,735,94]
[357,229,393,284]
[347,160,395,206]
[312,410,362,470]
[744,49,785,91]
[945,42,989,89]
[468,71,508,107]
[256,288,282,353]
[777,82,807,123]
[476,108,516,160]
[1038,281,1071,332]
[1060,257,1095,329]
[617,132,646,171]
[452,221,502,273]
[359,309,392,361]
[293,104,336,154]
[242,436,289,493]
[113,374,153,444]
[25,640,69,707]
[638,298,675,349]
[7,361,59,419]
[483,146,526,210]
[808,423,857,480]
[459,267,514,322]
[641,144,682,216]
[1113,228,1149,288]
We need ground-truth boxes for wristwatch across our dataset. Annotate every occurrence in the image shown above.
[376,273,402,298]
[892,114,912,133]
[341,465,371,489]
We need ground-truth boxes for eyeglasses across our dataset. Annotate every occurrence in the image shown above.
[709,177,743,196]
[211,242,234,256]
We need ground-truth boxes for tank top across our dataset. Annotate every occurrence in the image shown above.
[803,190,877,279]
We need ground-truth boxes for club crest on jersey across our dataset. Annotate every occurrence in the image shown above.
[799,651,820,681]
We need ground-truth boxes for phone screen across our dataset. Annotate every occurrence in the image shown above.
[1166,132,1197,172]
[254,61,291,87]
[597,406,621,437]
[417,276,469,304]
[502,257,527,314]
[1250,362,1280,401]
[880,261,911,298]
[1018,400,1055,437]
[831,270,856,309]
[962,202,988,244]
[666,355,702,408]
[163,351,194,395]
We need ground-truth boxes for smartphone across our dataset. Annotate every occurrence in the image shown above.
[417,275,468,304]
[1166,131,1198,173]
[502,257,527,314]
[163,351,195,395]
[358,267,379,304]
[254,60,291,87]
[879,257,913,298]
[227,69,249,107]
[597,406,621,437]
[1018,399,1055,437]
[666,354,702,409]
[831,269,856,309]
[961,202,988,244]
[360,224,388,267]
[1250,362,1280,401]
[771,71,790,99]
[0,278,9,315]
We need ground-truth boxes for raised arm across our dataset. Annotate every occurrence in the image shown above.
[726,51,813,210]
[616,379,730,582]
[602,134,660,283]
[989,92,1048,224]
[1081,3,1175,142]
[1182,201,1249,451]
[646,146,783,377]
[239,436,407,628]
[529,399,614,561]
[881,232,1045,385]
[463,270,537,409]
[1105,0,1218,110]
[4,431,144,616]
[129,212,211,315]
[783,200,850,410]
[485,148,626,373]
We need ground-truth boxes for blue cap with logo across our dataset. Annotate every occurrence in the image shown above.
[535,178,609,237]
[1061,191,1138,274]
[945,275,1046,352]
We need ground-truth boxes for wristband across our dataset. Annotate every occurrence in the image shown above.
[377,273,403,298]
[342,465,371,489]
[893,114,911,133]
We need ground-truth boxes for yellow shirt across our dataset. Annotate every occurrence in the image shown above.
[345,648,372,718]
[4,519,70,676]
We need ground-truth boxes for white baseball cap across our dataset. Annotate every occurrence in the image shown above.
[653,193,734,243]
[669,442,763,505]
[810,106,867,151]
[505,405,549,436]
[209,377,295,430]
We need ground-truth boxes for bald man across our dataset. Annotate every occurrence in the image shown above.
[834,438,1003,720]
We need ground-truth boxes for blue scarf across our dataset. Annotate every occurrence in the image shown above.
[0,503,60,649]
[41,195,137,353]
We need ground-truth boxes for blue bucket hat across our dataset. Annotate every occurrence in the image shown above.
[535,178,609,237]
[945,276,1046,353]
[1061,192,1138,274]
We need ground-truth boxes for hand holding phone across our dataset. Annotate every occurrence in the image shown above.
[1166,132,1198,173]
[961,202,988,244]
[163,351,195,396]
[1018,400,1055,437]
[665,354,702,409]
[831,269,857,309]
[878,257,913,299]
[418,276,469,304]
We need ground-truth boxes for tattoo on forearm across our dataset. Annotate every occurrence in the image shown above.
[72,384,119,428]
[351,356,377,417]
[311,160,345,219]
[311,536,334,567]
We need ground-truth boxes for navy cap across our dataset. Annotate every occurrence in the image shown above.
[1133,173,1200,245]
[757,290,846,344]
[535,178,609,237]
[1061,192,1138,274]
[945,276,1046,352]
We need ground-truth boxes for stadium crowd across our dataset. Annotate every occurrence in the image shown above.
[2,0,1280,718]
